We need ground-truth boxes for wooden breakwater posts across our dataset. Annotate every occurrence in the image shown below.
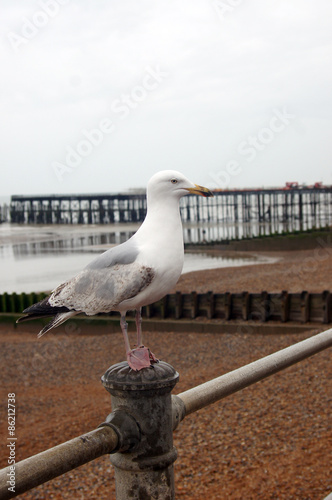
[8,186,332,235]
[2,290,331,324]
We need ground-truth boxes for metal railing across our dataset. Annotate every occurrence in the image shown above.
[1,328,331,499]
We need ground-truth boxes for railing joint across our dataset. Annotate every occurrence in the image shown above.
[98,408,141,453]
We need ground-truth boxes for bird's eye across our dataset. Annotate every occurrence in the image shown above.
[171,178,178,184]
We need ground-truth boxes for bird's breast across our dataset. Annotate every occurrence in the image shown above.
[136,235,184,275]
[116,236,184,312]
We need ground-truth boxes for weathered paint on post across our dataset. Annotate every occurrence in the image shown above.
[101,361,179,500]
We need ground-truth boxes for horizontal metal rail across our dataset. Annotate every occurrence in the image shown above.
[0,426,118,499]
[174,328,332,418]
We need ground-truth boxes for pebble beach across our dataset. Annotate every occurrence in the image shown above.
[0,246,331,499]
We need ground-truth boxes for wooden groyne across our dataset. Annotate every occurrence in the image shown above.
[2,290,331,324]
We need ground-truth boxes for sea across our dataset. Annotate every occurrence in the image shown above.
[0,223,275,294]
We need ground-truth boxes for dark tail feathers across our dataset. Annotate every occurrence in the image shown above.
[16,297,71,323]
[16,296,78,336]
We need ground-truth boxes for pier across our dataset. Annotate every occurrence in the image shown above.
[7,186,332,240]
[9,193,147,225]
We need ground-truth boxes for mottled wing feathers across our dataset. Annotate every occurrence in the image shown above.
[49,262,155,315]
[16,261,155,336]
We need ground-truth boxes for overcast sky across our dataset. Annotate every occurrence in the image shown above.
[1,0,332,197]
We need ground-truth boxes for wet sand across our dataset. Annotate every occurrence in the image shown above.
[174,247,332,294]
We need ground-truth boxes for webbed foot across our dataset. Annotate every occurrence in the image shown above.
[127,346,159,371]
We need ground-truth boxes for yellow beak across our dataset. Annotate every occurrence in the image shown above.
[185,184,214,198]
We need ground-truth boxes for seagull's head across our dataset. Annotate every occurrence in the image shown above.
[147,170,213,203]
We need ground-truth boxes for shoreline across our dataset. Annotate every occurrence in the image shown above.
[175,246,332,294]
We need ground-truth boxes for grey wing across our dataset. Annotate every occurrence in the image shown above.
[86,238,139,270]
[48,261,155,315]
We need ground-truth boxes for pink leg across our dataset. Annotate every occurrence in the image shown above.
[120,313,131,353]
[135,308,143,347]
[135,308,158,365]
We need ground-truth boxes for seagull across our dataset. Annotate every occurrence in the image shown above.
[17,170,213,370]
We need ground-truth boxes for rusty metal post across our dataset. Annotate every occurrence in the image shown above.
[101,361,179,500]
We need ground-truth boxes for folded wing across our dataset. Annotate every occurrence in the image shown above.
[17,259,155,336]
